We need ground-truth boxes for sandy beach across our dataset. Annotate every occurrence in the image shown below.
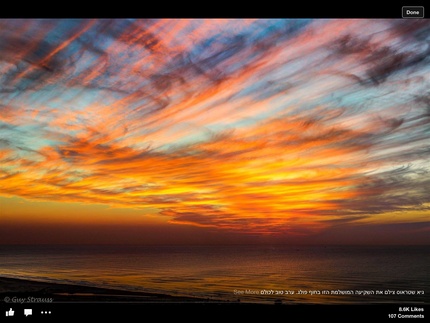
[0,276,214,303]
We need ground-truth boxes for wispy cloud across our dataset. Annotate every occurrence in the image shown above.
[1,19,429,234]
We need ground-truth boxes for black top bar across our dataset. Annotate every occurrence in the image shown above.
[2,3,428,19]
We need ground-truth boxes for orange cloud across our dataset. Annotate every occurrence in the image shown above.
[1,19,429,235]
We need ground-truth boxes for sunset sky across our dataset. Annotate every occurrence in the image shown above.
[1,19,429,244]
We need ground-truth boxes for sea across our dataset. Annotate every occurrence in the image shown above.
[0,245,428,304]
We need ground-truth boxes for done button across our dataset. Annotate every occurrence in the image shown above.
[402,6,424,18]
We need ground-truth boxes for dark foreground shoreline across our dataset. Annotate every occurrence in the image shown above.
[0,276,213,303]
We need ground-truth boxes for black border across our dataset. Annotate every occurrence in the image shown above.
[2,2,429,19]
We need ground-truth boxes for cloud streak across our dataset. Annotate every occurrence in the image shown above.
[1,19,429,234]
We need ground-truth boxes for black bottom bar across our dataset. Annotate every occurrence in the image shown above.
[1,303,428,320]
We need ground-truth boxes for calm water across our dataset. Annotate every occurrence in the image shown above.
[0,245,428,304]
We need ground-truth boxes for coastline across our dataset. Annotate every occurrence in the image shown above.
[0,276,217,303]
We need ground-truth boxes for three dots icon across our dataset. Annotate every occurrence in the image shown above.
[41,311,52,315]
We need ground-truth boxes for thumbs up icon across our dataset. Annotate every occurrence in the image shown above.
[5,308,14,316]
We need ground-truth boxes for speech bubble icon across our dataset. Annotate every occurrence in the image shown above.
[24,309,32,316]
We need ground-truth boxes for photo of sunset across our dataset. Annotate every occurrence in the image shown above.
[0,19,429,312]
